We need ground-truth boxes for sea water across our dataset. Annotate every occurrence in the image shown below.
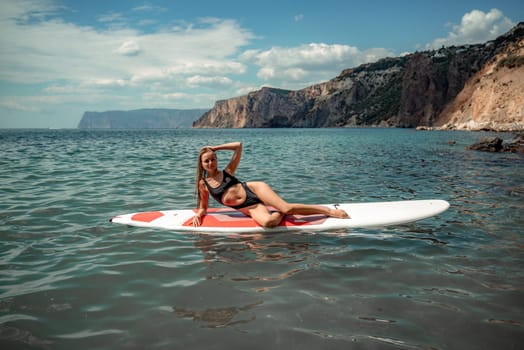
[0,128,523,349]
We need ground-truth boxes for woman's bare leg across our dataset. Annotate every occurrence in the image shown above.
[241,205,284,228]
[246,182,349,218]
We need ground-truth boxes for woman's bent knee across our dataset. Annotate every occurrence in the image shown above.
[260,212,283,228]
[261,220,276,228]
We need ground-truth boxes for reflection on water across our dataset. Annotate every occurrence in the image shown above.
[195,234,319,263]
[174,300,263,328]
[0,128,523,349]
[194,234,320,284]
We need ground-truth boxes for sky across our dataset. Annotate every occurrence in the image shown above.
[0,0,522,128]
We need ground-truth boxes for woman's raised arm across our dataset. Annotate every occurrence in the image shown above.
[212,142,242,175]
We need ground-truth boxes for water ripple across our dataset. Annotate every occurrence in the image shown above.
[0,129,523,349]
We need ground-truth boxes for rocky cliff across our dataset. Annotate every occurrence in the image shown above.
[193,23,524,131]
[78,108,207,129]
[434,27,524,131]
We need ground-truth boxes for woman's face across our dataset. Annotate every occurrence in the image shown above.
[201,151,217,172]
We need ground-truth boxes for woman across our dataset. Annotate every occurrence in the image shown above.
[192,142,349,227]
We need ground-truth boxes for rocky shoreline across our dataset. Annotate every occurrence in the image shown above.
[416,122,524,132]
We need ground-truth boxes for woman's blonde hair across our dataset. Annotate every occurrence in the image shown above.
[195,147,214,207]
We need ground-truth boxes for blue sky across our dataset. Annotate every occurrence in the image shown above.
[0,0,521,128]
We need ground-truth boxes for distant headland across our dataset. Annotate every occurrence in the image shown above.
[77,108,208,129]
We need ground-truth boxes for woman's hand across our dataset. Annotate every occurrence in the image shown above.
[192,213,204,227]
[194,181,208,227]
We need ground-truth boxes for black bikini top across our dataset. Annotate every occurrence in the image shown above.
[203,170,241,204]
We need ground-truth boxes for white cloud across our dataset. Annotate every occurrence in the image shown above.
[43,84,77,93]
[129,68,168,83]
[241,43,393,86]
[0,14,252,83]
[186,75,233,88]
[115,40,141,56]
[91,78,129,87]
[132,4,167,12]
[98,12,124,23]
[142,91,218,107]
[0,92,109,112]
[0,0,255,115]
[0,0,63,23]
[427,8,515,49]
[0,96,44,112]
[294,14,304,22]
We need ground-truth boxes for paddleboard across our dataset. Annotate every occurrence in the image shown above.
[110,199,449,234]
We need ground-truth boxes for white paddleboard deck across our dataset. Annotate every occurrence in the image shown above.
[110,199,450,234]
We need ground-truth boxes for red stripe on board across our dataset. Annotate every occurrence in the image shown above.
[183,211,328,228]
[132,211,164,223]
[183,211,260,227]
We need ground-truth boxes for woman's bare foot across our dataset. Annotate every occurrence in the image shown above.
[329,208,350,219]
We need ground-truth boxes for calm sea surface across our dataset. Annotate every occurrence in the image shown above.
[0,128,523,349]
